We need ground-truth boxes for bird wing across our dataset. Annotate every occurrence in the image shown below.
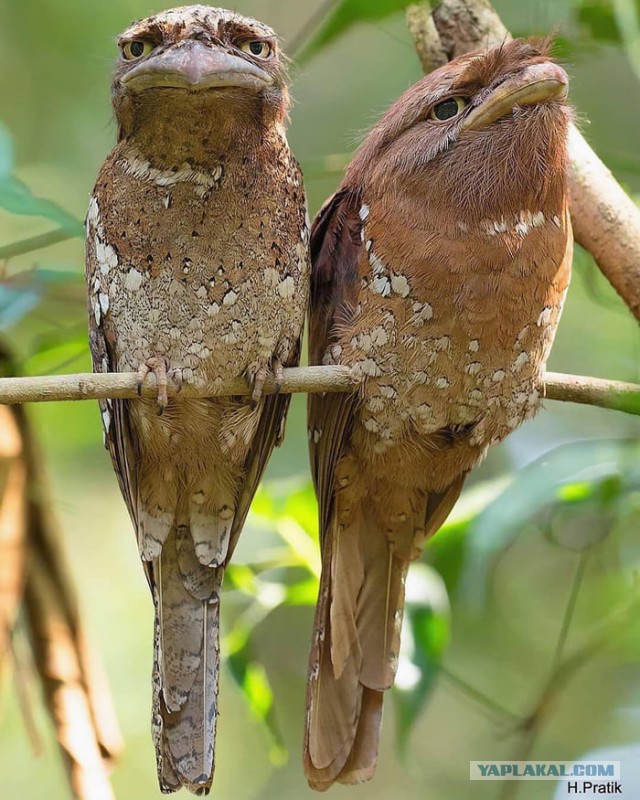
[305,188,371,787]
[87,275,141,547]
[229,337,303,559]
[307,189,363,534]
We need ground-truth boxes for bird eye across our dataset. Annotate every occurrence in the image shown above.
[122,40,154,61]
[241,40,272,59]
[430,96,468,122]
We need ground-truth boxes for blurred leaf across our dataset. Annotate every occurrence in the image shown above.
[283,576,318,606]
[226,564,259,597]
[549,475,624,552]
[253,482,321,576]
[227,645,287,765]
[0,122,14,180]
[0,121,80,235]
[425,477,509,597]
[0,285,41,330]
[275,518,321,577]
[0,267,85,343]
[297,0,413,63]
[283,483,318,539]
[0,176,83,236]
[23,334,89,378]
[459,441,640,606]
[393,564,450,755]
[612,0,640,83]
[578,0,621,43]
[250,487,277,520]
[31,267,83,285]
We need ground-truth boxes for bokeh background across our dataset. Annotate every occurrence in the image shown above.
[1,1,639,799]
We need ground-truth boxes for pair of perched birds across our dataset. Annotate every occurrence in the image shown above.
[85,4,573,795]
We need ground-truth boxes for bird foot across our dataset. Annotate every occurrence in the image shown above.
[246,359,285,408]
[249,365,268,410]
[273,359,285,394]
[137,357,178,415]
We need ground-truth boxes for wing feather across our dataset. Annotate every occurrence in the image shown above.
[308,189,363,534]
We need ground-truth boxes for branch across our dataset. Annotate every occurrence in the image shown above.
[406,5,447,72]
[0,366,636,416]
[0,366,354,403]
[543,372,639,414]
[0,228,77,261]
[406,0,640,321]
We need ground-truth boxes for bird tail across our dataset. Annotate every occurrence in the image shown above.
[150,524,222,796]
[303,476,465,791]
[303,496,407,790]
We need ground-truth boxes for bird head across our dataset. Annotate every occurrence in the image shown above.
[112,5,289,143]
[347,39,572,222]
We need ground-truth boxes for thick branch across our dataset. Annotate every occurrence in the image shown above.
[0,367,636,416]
[406,5,447,72]
[407,0,640,321]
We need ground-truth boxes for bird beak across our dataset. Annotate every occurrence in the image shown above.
[121,40,273,92]
[460,61,568,132]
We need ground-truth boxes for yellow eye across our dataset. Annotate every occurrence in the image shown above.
[240,40,272,59]
[430,96,468,122]
[122,40,154,60]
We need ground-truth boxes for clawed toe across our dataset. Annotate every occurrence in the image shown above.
[169,368,184,394]
[137,357,169,415]
[250,366,268,409]
[246,360,286,407]
[273,359,285,394]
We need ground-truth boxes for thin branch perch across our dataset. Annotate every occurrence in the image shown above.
[0,228,78,261]
[406,0,640,321]
[0,367,636,416]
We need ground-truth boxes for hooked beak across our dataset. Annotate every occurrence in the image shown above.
[461,61,568,132]
[121,40,273,92]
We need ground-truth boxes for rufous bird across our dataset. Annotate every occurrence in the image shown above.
[85,6,309,794]
[304,39,572,789]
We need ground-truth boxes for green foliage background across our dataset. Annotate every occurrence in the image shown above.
[1,1,639,799]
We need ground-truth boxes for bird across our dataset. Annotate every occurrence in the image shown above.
[304,38,572,790]
[85,6,309,794]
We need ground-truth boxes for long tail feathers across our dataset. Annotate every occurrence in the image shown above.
[304,477,466,791]
[303,503,408,790]
[151,526,221,795]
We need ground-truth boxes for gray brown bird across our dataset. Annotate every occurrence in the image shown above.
[85,6,309,794]
[305,39,572,789]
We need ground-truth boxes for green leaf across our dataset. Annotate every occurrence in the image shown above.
[226,564,259,597]
[0,175,83,235]
[0,284,41,330]
[275,518,321,577]
[0,123,14,180]
[460,441,640,606]
[23,335,88,376]
[425,477,509,597]
[0,268,84,339]
[283,483,319,539]
[393,564,450,755]
[577,0,622,43]
[283,576,319,606]
[227,645,287,764]
[297,0,414,64]
[612,0,640,84]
